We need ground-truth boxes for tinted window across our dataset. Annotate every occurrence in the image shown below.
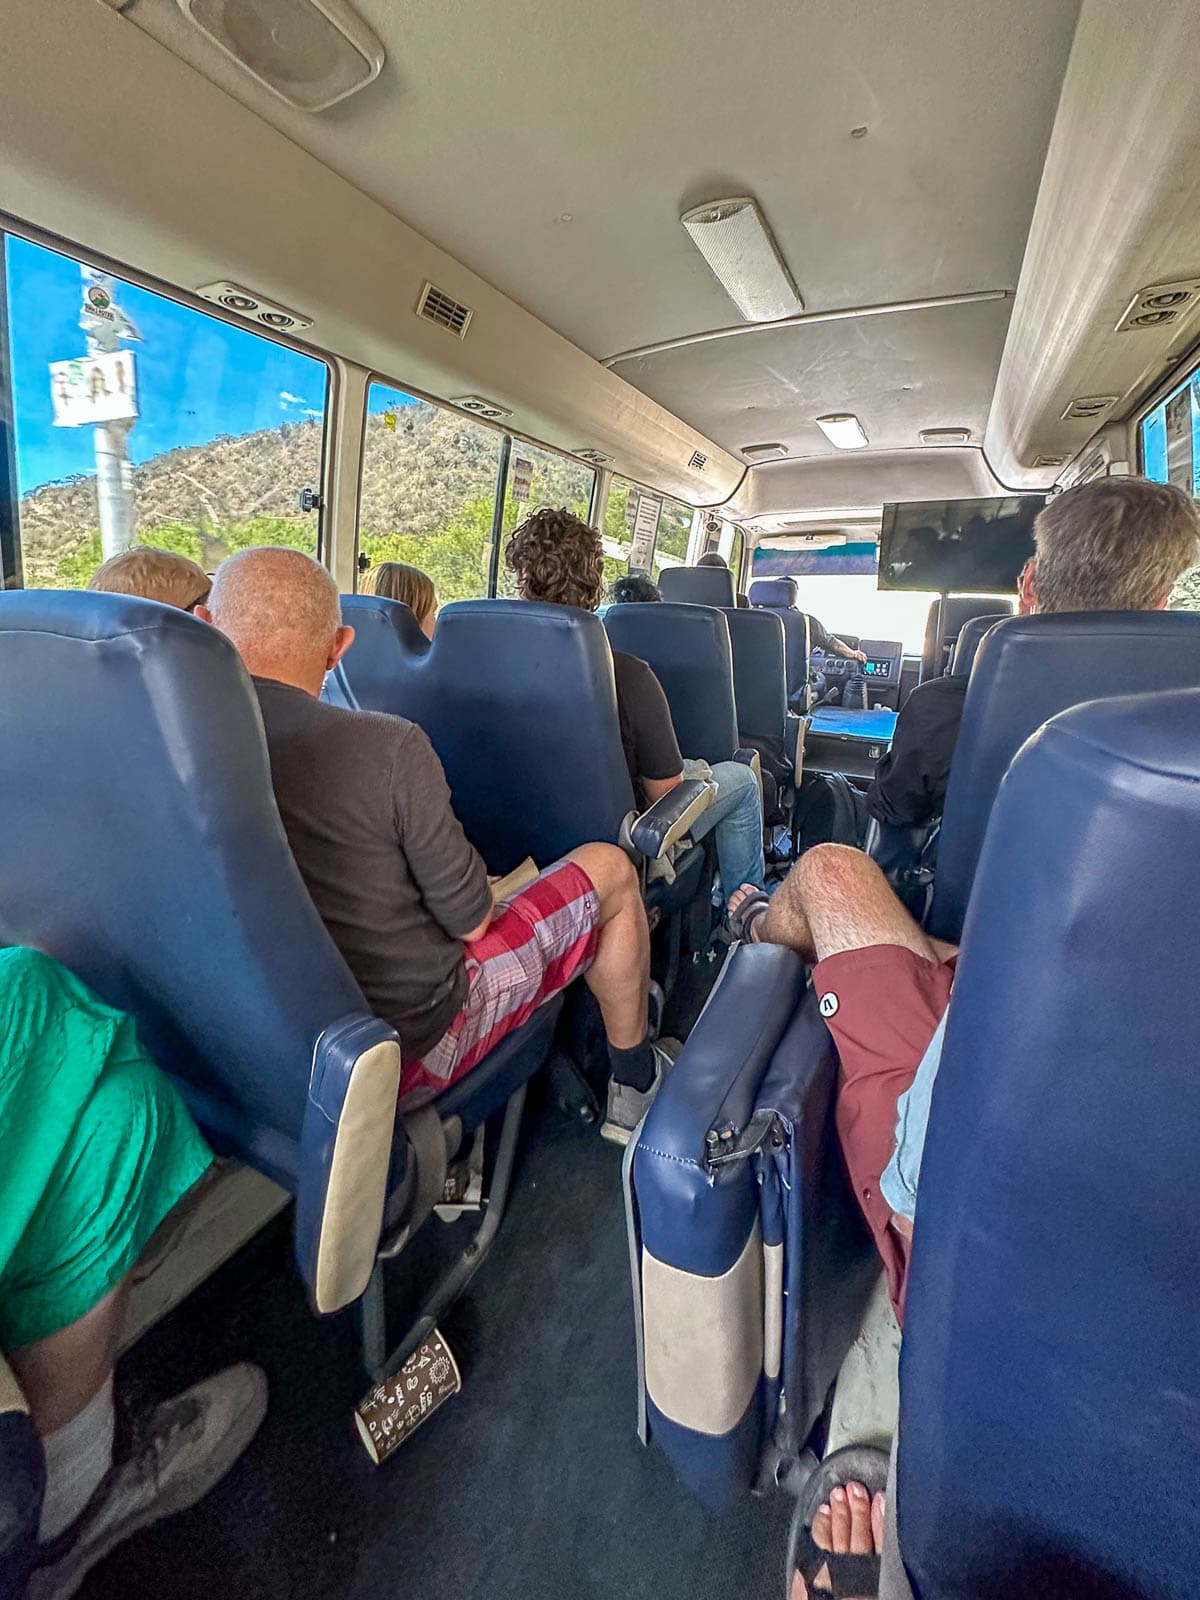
[495,442,595,597]
[6,233,326,587]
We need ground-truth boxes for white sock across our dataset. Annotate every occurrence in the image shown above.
[38,1375,115,1543]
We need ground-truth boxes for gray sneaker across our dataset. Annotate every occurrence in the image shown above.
[601,1039,681,1146]
[30,1363,268,1600]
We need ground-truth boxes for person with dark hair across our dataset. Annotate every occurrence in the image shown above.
[505,507,767,941]
[696,550,750,607]
[608,573,662,605]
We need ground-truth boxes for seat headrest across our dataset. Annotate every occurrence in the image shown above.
[658,565,736,608]
[603,601,739,763]
[931,609,1200,942]
[749,576,799,609]
[949,612,1007,676]
[340,597,633,871]
[900,687,1200,1596]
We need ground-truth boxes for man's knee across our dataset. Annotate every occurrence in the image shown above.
[566,840,638,904]
[793,842,882,900]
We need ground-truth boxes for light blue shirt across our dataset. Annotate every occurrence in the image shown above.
[879,1010,948,1222]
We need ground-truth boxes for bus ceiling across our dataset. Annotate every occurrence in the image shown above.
[4,0,1200,522]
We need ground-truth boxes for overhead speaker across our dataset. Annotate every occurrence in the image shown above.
[177,0,384,111]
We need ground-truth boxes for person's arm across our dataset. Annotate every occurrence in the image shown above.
[392,726,493,942]
[625,658,685,805]
[829,636,868,663]
[867,677,965,827]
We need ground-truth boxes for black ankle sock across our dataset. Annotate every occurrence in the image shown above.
[608,1036,656,1093]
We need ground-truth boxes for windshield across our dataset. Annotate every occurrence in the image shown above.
[792,575,937,654]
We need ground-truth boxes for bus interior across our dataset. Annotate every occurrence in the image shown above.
[3,0,1200,1596]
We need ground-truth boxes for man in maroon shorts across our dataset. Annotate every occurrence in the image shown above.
[730,847,955,1317]
[200,549,671,1117]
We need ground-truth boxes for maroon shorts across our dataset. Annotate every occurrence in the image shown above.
[811,943,955,1316]
[399,860,600,1110]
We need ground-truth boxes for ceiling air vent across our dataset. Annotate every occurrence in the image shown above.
[451,394,511,420]
[1115,277,1200,333]
[919,427,971,447]
[1033,453,1068,468]
[1061,395,1118,422]
[417,282,473,339]
[687,450,708,471]
[741,442,788,462]
[195,281,313,332]
[574,448,613,465]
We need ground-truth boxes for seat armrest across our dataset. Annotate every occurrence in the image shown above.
[294,1012,402,1314]
[787,712,809,778]
[630,778,714,860]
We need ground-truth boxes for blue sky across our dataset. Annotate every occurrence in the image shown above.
[7,234,334,493]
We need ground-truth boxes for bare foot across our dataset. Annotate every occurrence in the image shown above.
[727,882,765,939]
[790,1481,886,1599]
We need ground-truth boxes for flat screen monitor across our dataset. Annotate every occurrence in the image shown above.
[876,495,1045,594]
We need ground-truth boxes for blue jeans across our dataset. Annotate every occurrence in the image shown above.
[688,759,765,901]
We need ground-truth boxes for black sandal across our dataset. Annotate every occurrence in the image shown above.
[727,889,771,943]
[786,1445,889,1598]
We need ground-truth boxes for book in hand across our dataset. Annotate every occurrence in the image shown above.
[489,856,539,904]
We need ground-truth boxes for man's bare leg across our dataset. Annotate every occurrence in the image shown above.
[736,845,956,965]
[565,841,650,1048]
[9,1278,131,1437]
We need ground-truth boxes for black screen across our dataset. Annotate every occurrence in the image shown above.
[877,495,1045,594]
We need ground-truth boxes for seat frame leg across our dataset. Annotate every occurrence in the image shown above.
[357,1080,529,1385]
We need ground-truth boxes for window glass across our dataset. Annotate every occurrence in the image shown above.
[6,234,326,588]
[495,441,595,598]
[1140,363,1200,609]
[776,572,937,655]
[359,383,503,604]
[602,476,692,587]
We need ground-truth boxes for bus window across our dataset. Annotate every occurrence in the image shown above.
[4,233,327,587]
[359,383,505,603]
[1139,359,1200,609]
[603,475,690,586]
[494,441,595,597]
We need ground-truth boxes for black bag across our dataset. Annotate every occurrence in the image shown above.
[792,771,868,852]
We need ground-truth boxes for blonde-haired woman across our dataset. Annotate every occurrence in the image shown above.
[362,561,437,640]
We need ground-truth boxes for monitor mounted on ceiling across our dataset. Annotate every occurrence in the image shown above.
[876,495,1046,594]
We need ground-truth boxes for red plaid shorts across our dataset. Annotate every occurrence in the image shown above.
[399,860,600,1109]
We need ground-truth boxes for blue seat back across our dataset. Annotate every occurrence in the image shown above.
[723,606,788,746]
[0,591,400,1309]
[632,945,877,1508]
[921,594,1014,680]
[341,596,633,874]
[659,565,736,608]
[948,611,1007,677]
[604,601,739,763]
[899,688,1200,1599]
[749,576,799,608]
[929,610,1200,942]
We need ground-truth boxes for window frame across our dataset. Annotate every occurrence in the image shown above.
[0,217,335,583]
[355,369,598,597]
[1133,335,1200,483]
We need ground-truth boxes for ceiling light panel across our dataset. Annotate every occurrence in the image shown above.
[680,198,803,323]
[815,413,869,450]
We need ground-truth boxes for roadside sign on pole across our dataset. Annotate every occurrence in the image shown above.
[628,492,662,572]
[49,351,138,427]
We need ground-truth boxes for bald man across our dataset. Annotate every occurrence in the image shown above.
[200,548,671,1125]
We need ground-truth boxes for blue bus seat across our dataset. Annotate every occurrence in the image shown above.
[658,565,736,608]
[722,606,790,753]
[321,656,360,710]
[629,944,877,1508]
[930,610,1200,942]
[0,1357,43,1600]
[603,601,741,765]
[898,687,1200,1599]
[339,593,430,703]
[749,578,812,710]
[0,592,558,1366]
[948,611,1007,677]
[920,595,1014,682]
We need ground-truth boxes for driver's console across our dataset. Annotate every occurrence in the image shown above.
[814,637,903,711]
